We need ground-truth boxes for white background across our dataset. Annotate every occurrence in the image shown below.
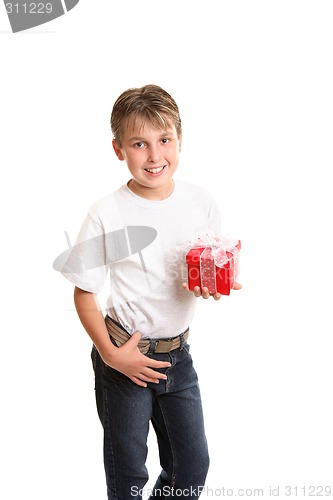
[1,1,333,498]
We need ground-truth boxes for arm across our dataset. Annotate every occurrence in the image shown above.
[73,287,170,387]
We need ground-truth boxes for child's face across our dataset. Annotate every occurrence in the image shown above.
[112,118,182,200]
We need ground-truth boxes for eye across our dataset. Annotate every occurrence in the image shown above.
[161,138,170,144]
[134,141,145,148]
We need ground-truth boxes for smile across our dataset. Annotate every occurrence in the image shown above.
[144,166,166,174]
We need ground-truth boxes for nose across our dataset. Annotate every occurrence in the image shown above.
[147,144,161,163]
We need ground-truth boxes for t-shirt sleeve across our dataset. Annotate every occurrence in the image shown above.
[60,213,108,293]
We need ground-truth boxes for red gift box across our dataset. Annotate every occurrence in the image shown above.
[186,240,241,296]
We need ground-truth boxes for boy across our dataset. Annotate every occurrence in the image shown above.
[61,84,240,499]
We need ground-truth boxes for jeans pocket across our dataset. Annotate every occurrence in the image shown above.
[182,342,191,356]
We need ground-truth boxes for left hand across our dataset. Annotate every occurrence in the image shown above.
[182,282,242,300]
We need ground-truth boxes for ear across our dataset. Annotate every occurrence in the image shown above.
[112,139,125,161]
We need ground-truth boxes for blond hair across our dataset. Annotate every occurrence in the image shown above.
[111,84,182,146]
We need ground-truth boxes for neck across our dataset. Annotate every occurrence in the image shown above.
[127,179,175,200]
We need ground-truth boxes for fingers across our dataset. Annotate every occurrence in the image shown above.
[128,331,142,346]
[140,357,171,383]
[145,366,169,381]
[131,365,170,388]
[118,333,171,388]
[183,282,220,300]
[131,377,149,388]
[184,284,205,298]
[146,357,171,369]
[128,335,172,368]
[183,282,241,298]
[201,287,210,299]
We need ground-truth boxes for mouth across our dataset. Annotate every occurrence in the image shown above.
[144,165,166,175]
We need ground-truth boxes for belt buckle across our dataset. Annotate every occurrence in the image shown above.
[154,339,173,353]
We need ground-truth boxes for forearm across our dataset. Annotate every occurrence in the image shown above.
[73,286,115,358]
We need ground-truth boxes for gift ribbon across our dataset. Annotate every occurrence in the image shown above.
[200,247,217,294]
[193,235,239,294]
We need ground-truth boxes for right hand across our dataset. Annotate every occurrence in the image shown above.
[102,332,171,388]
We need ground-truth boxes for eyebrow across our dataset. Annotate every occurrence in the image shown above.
[128,131,173,142]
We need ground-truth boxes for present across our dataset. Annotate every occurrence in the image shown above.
[185,236,241,295]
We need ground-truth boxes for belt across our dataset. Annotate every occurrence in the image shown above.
[105,316,189,355]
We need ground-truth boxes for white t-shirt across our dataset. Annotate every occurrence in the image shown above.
[61,179,221,339]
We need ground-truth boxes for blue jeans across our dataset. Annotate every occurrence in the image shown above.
[91,336,209,499]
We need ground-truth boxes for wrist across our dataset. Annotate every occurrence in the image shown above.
[98,340,119,365]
